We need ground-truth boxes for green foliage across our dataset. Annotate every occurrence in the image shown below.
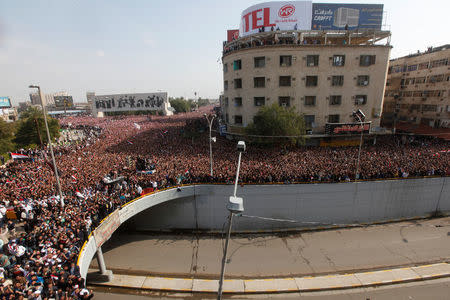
[169,97,194,113]
[246,104,306,145]
[0,119,16,161]
[197,98,210,107]
[14,106,60,147]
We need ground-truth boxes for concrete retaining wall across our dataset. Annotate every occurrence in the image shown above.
[77,177,449,279]
[132,177,450,231]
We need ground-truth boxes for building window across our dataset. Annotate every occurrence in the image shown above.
[279,76,292,87]
[332,55,345,66]
[328,114,340,123]
[254,97,265,106]
[225,113,229,123]
[280,55,292,67]
[234,97,242,107]
[306,76,318,87]
[357,75,370,86]
[254,77,265,88]
[430,58,448,68]
[279,96,290,107]
[234,78,242,89]
[234,115,243,125]
[418,62,429,70]
[233,59,242,70]
[407,64,417,72]
[304,96,316,106]
[422,104,437,112]
[329,95,342,105]
[254,56,265,68]
[331,75,344,86]
[224,97,228,107]
[428,74,445,83]
[360,55,376,66]
[415,77,426,84]
[223,63,228,73]
[306,55,319,67]
[304,115,315,128]
[355,95,367,105]
[224,80,228,90]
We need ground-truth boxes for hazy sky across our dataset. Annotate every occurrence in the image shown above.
[1,0,449,104]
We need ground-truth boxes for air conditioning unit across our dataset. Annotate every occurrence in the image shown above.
[363,81,369,86]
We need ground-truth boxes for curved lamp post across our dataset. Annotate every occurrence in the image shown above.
[29,85,64,207]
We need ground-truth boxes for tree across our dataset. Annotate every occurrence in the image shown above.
[169,97,193,113]
[0,119,16,160]
[14,106,60,147]
[246,104,306,144]
[197,98,210,107]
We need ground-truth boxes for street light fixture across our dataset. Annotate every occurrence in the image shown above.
[352,109,366,182]
[29,85,65,207]
[204,113,217,177]
[217,141,246,300]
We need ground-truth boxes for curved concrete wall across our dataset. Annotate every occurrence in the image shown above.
[132,177,450,231]
[77,177,450,279]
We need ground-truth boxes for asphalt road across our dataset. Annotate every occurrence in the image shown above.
[91,277,450,299]
[93,217,450,278]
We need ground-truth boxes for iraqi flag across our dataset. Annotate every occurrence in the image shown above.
[11,153,29,159]
[75,189,85,199]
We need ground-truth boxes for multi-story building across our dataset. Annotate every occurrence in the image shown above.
[382,45,450,128]
[29,91,70,106]
[221,2,391,135]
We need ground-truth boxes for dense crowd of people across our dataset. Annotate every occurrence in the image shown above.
[0,107,449,299]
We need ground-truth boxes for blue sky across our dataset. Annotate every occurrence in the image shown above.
[1,0,449,104]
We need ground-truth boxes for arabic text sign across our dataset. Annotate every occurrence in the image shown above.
[93,92,167,112]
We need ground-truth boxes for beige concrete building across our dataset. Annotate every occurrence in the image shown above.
[221,30,391,135]
[382,45,450,128]
[0,107,18,123]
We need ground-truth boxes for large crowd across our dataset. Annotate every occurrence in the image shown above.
[0,107,449,299]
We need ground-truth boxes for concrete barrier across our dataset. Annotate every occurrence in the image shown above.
[77,177,450,279]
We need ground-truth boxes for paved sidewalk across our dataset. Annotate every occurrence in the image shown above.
[89,262,450,294]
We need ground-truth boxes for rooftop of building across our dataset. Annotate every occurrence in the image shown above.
[390,44,450,62]
[223,29,391,57]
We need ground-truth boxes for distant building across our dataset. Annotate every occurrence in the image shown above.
[382,45,450,128]
[0,107,18,123]
[29,91,70,107]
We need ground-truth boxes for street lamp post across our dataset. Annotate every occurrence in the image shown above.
[204,113,216,177]
[217,141,246,300]
[352,110,366,182]
[29,85,65,207]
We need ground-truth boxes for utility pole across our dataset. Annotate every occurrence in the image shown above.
[29,85,65,207]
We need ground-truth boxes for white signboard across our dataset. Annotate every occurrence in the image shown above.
[240,1,312,37]
[92,92,168,113]
[118,204,137,223]
[93,210,121,248]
